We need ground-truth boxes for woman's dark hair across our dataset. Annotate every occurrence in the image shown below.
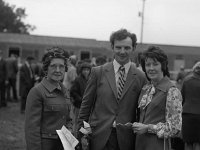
[110,29,137,49]
[42,47,69,75]
[141,46,170,80]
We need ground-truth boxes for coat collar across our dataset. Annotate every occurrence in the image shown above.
[41,78,61,93]
[154,76,173,92]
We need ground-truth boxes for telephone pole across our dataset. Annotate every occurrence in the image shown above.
[139,0,146,44]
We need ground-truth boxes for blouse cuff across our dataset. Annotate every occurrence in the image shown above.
[147,124,157,134]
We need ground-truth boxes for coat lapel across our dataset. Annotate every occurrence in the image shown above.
[119,63,137,101]
[104,63,118,100]
[25,64,31,79]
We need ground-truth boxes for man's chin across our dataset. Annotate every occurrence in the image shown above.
[53,77,63,82]
[118,58,129,65]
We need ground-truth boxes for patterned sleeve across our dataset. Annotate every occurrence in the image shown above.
[155,87,182,138]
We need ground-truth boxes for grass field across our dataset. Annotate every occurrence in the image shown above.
[0,102,26,150]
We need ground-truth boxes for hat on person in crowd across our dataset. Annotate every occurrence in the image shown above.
[193,61,200,74]
[80,62,92,70]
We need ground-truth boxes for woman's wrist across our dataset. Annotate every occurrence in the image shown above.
[147,124,157,133]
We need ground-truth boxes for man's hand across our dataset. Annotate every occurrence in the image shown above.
[5,80,9,85]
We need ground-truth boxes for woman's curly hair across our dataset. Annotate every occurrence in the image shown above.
[141,46,170,80]
[42,47,69,75]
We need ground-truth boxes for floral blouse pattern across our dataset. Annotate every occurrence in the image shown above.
[139,84,182,138]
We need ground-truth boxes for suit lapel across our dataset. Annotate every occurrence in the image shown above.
[25,64,31,79]
[119,64,137,101]
[104,63,118,100]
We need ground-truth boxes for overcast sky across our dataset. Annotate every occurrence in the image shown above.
[5,0,200,47]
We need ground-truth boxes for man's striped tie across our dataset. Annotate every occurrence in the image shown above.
[117,65,125,100]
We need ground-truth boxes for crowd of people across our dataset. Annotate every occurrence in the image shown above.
[0,28,200,150]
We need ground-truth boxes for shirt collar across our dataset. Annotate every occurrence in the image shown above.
[113,59,131,74]
[41,78,61,93]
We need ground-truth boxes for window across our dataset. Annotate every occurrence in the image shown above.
[175,55,183,60]
[9,47,20,57]
[80,51,90,60]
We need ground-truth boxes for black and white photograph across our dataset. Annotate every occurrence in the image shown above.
[0,0,200,150]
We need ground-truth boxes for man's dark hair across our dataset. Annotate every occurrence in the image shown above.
[110,29,137,49]
[26,56,35,61]
[96,56,107,66]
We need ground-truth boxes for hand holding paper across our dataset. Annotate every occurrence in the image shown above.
[79,121,92,135]
[56,126,79,150]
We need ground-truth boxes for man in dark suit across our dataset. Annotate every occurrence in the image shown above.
[6,53,18,102]
[0,50,8,107]
[77,29,146,150]
[19,56,35,113]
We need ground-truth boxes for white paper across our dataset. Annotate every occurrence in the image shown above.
[79,121,92,135]
[56,130,74,150]
[61,126,79,148]
[83,121,90,128]
[56,125,79,150]
[79,127,90,135]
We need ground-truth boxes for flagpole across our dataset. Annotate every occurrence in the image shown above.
[140,0,146,44]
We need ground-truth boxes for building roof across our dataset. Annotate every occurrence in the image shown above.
[137,43,200,55]
[0,32,110,48]
[0,32,200,55]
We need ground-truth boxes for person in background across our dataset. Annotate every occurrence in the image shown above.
[76,59,92,75]
[133,46,182,150]
[32,61,44,84]
[25,47,71,150]
[0,50,8,107]
[6,53,18,102]
[181,61,200,150]
[95,56,107,66]
[176,66,186,89]
[19,56,35,114]
[70,62,92,138]
[77,29,146,150]
[136,52,143,72]
[76,60,84,75]
[63,55,77,90]
[63,55,78,136]
[91,57,97,67]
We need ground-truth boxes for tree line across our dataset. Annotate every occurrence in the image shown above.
[0,0,35,34]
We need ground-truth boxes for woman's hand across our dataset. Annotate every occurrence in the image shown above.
[132,122,148,135]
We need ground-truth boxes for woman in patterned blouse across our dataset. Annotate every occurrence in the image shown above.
[132,46,182,150]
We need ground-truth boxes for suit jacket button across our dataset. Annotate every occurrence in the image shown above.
[48,133,52,137]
